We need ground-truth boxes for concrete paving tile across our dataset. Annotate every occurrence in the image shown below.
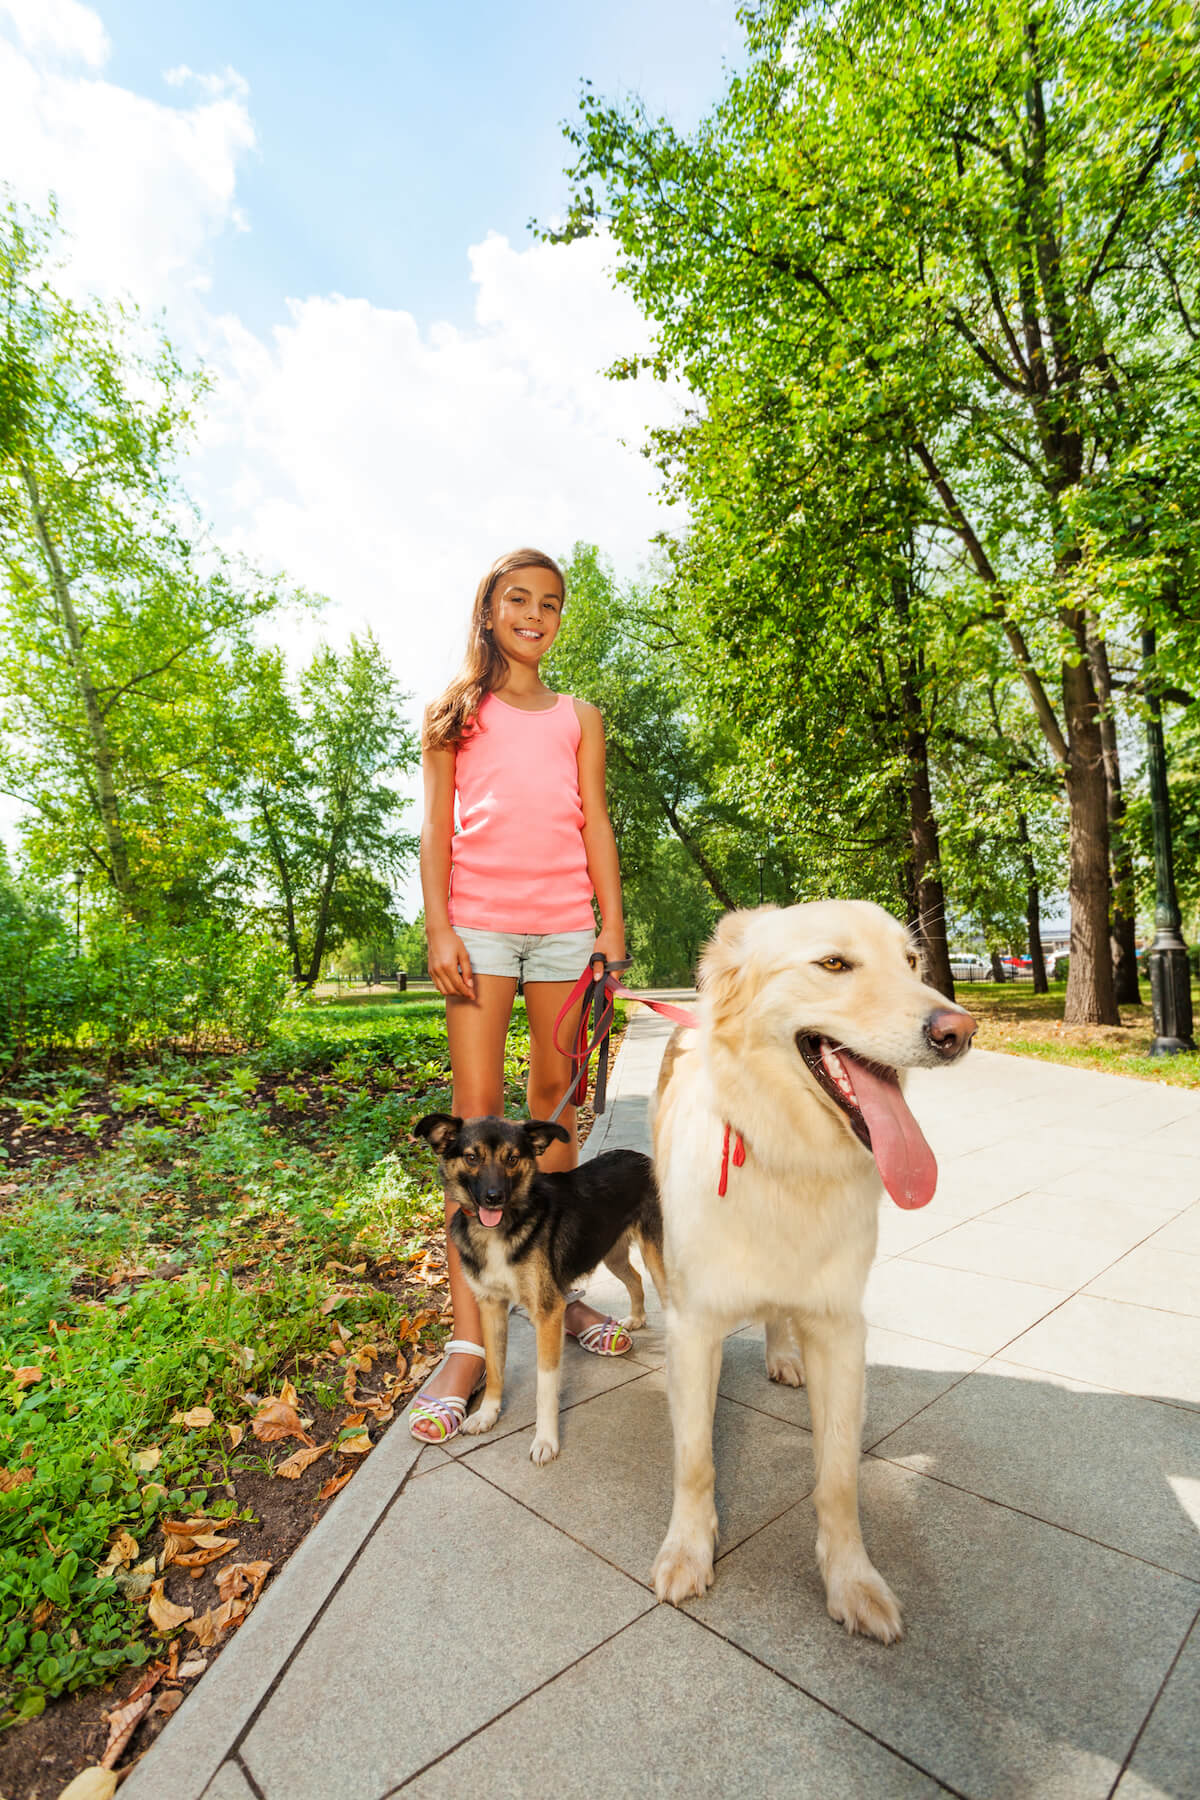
[1003,1294,1200,1411]
[715,1322,979,1449]
[241,1460,651,1800]
[404,1602,942,1800]
[876,1358,1200,1578]
[123,1389,426,1800]
[1112,1619,1200,1800]
[689,1458,1199,1800]
[200,1764,256,1800]
[864,1256,1068,1354]
[439,1310,649,1457]
[409,1443,454,1476]
[987,1189,1179,1251]
[1149,1114,1200,1159]
[1040,1150,1200,1210]
[875,1205,961,1258]
[459,1365,815,1583]
[1080,1089,1200,1135]
[1146,1201,1200,1256]
[1086,1242,1200,1317]
[904,1217,1123,1291]
[941,1131,1093,1190]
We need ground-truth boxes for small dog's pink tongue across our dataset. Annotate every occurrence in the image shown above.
[478,1205,503,1228]
[842,1054,938,1209]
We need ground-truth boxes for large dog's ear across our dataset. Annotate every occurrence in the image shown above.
[526,1119,571,1157]
[698,908,766,1034]
[412,1113,462,1155]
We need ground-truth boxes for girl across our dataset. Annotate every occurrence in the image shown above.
[410,547,631,1443]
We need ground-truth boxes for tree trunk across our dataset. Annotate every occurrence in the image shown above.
[1061,654,1119,1024]
[659,794,739,911]
[1016,812,1048,995]
[20,458,136,908]
[898,653,954,1001]
[1086,625,1140,1004]
[990,949,1007,983]
[258,793,304,981]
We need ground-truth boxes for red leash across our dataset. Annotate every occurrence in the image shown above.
[548,954,745,1193]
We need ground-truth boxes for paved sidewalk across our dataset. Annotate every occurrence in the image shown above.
[128,1009,1200,1800]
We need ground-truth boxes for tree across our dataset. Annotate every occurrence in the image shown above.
[554,0,1200,1023]
[0,197,284,917]
[243,636,419,988]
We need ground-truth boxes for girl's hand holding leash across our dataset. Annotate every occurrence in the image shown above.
[427,925,476,1000]
[592,923,626,968]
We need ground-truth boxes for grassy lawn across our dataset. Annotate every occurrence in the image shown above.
[0,992,574,1788]
[961,978,1200,1086]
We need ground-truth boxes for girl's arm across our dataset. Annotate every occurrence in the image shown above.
[575,699,626,963]
[420,738,475,999]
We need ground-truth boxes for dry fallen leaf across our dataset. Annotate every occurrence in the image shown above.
[0,1467,34,1492]
[170,1406,215,1429]
[150,1688,184,1718]
[131,1445,161,1472]
[99,1688,157,1767]
[226,1422,244,1450]
[216,1559,272,1604]
[338,1430,372,1457]
[32,1598,53,1627]
[13,1366,42,1389]
[404,1353,439,1389]
[279,1376,299,1407]
[55,1769,119,1800]
[99,1529,139,1576]
[317,1470,353,1502]
[186,1594,247,1647]
[114,1557,157,1601]
[177,1656,207,1679]
[274,1441,331,1480]
[175,1535,238,1574]
[251,1399,315,1447]
[147,1579,194,1633]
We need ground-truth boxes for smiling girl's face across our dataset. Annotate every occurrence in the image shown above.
[487,565,563,665]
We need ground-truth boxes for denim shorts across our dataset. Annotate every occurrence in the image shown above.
[454,926,596,983]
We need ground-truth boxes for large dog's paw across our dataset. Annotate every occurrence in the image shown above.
[652,1534,716,1606]
[529,1432,560,1466]
[460,1399,501,1437]
[766,1344,805,1388]
[621,1309,646,1331]
[824,1557,903,1645]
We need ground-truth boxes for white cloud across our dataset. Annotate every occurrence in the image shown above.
[0,0,108,68]
[194,229,683,719]
[0,8,684,907]
[0,31,254,312]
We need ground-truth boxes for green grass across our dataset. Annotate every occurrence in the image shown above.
[0,995,541,1727]
[959,979,1200,1087]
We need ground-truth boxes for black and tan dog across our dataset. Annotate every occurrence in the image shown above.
[413,1113,667,1464]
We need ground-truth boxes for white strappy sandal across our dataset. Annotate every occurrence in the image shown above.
[408,1338,486,1444]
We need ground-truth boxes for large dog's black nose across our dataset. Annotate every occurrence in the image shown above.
[925,1007,976,1060]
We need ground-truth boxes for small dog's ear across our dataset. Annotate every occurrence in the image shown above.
[412,1113,462,1155]
[526,1119,571,1156]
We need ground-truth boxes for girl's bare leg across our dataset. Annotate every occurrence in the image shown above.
[523,979,612,1339]
[414,974,517,1423]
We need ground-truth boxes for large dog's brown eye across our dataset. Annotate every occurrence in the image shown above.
[502,1149,520,1168]
[463,1148,480,1166]
[818,956,852,973]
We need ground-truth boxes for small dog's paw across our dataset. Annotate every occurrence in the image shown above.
[529,1433,559,1465]
[766,1345,805,1387]
[652,1536,715,1606]
[460,1400,501,1437]
[824,1561,903,1645]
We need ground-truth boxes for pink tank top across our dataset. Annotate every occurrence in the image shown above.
[448,692,596,933]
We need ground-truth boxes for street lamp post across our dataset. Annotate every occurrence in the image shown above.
[1142,628,1195,1056]
[74,866,84,958]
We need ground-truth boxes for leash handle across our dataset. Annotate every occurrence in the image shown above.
[547,955,697,1125]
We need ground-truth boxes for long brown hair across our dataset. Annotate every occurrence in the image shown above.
[423,548,566,751]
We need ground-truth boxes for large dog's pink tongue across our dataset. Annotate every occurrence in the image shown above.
[842,1054,938,1210]
[478,1205,503,1228]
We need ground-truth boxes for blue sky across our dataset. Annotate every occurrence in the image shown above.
[89,0,743,336]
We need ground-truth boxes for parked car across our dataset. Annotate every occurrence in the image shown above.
[949,955,991,983]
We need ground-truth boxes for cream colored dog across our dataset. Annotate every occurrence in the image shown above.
[650,900,975,1642]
